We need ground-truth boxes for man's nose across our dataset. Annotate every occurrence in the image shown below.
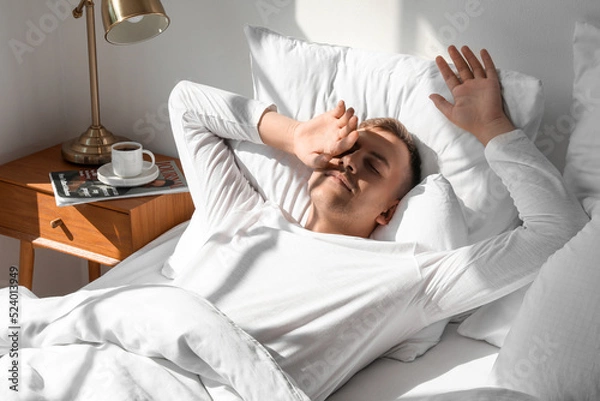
[340,152,357,173]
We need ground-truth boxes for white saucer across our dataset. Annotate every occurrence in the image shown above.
[97,162,160,187]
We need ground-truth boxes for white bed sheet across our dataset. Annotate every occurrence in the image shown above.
[84,221,499,400]
[328,323,498,400]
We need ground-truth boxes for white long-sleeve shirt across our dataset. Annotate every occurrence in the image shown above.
[168,81,588,401]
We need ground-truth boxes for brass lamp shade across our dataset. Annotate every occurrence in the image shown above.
[102,0,170,45]
[62,0,169,165]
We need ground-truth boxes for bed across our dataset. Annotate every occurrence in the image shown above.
[88,221,504,400]
[1,22,599,401]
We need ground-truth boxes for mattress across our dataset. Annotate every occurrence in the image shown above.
[84,221,499,399]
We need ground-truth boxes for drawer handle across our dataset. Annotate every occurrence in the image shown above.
[50,218,64,229]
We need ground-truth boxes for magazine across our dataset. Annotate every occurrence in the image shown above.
[50,160,189,207]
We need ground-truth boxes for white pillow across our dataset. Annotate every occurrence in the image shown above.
[563,21,600,215]
[488,215,599,399]
[244,25,544,244]
[488,21,600,399]
[371,174,467,247]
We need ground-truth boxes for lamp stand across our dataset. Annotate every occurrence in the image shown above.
[62,0,127,165]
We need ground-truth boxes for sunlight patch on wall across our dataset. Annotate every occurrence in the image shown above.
[294,0,402,53]
[412,16,446,60]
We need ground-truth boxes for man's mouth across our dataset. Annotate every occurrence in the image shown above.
[325,170,354,192]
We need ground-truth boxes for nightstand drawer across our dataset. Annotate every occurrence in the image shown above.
[38,192,132,259]
[0,181,132,259]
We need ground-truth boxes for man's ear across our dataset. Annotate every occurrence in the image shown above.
[375,200,399,226]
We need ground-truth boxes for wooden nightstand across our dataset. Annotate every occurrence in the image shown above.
[0,144,194,290]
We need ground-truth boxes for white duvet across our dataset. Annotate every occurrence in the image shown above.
[0,283,539,401]
[0,284,310,401]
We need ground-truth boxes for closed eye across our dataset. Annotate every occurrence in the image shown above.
[367,160,381,176]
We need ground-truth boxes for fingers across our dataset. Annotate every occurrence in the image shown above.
[331,100,357,131]
[460,46,486,78]
[338,106,356,128]
[330,130,359,160]
[317,101,360,163]
[480,48,498,80]
[437,45,494,88]
[339,129,359,149]
[344,114,358,134]
[448,45,475,82]
[334,112,358,153]
[435,54,461,92]
[332,100,347,119]
[332,100,358,137]
[313,153,334,169]
[428,93,453,119]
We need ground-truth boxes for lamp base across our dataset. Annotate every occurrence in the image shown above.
[62,125,128,165]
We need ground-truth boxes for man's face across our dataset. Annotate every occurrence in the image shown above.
[307,127,412,235]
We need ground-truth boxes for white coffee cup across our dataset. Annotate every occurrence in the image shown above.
[111,141,156,178]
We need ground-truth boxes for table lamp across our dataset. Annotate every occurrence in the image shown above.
[61,0,170,165]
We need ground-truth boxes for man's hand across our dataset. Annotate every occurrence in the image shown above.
[258,100,359,169]
[292,100,359,169]
[429,45,515,146]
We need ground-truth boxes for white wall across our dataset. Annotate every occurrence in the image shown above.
[0,0,84,295]
[1,0,599,296]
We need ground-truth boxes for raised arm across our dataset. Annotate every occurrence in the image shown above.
[168,81,271,232]
[258,100,359,169]
[420,47,589,321]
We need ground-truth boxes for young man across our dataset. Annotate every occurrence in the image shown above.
[165,45,587,400]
